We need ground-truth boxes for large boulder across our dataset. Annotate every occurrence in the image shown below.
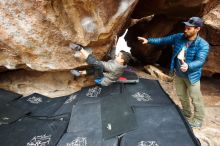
[0,0,138,71]
[201,4,220,76]
[203,4,220,46]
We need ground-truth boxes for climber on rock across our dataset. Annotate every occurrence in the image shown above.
[69,41,131,86]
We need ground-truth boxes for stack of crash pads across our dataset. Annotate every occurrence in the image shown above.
[0,76,201,146]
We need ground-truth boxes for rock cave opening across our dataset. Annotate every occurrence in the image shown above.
[123,15,185,74]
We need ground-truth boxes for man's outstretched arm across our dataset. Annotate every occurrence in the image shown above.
[137,33,180,45]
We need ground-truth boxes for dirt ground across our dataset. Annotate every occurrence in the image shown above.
[137,69,220,146]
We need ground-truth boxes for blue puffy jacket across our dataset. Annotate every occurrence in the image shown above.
[148,33,209,84]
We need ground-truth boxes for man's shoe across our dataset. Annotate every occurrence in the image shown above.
[69,43,83,51]
[70,69,81,77]
[189,119,202,128]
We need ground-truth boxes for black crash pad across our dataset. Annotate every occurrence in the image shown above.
[12,93,67,117]
[0,114,69,146]
[120,106,200,146]
[0,88,22,104]
[101,94,137,139]
[76,83,122,105]
[67,102,102,133]
[123,78,173,106]
[57,131,118,146]
[66,101,119,145]
[0,104,29,125]
[53,92,80,116]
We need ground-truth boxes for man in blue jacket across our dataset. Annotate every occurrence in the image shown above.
[138,17,209,128]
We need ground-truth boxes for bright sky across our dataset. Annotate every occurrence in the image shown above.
[115,29,131,55]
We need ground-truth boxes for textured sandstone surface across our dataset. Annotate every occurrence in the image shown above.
[202,4,220,76]
[132,0,209,18]
[0,69,93,97]
[0,0,138,71]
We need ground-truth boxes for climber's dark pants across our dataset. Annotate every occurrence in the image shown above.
[85,54,104,80]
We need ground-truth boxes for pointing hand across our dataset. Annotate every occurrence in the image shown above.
[137,36,148,44]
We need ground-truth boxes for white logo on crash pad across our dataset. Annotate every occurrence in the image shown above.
[27,134,51,146]
[67,137,87,146]
[27,96,43,104]
[132,92,152,102]
[64,95,77,104]
[2,117,10,120]
[86,86,102,97]
[137,141,159,146]
[107,123,112,130]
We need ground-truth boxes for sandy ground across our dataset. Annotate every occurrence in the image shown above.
[137,69,220,146]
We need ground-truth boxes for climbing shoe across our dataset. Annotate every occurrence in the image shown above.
[69,43,83,51]
[70,69,81,77]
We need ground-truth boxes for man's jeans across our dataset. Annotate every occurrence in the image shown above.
[174,76,204,122]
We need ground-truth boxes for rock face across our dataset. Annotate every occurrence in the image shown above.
[0,0,138,71]
[131,0,209,18]
[0,69,93,97]
[126,15,179,65]
[202,4,220,76]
